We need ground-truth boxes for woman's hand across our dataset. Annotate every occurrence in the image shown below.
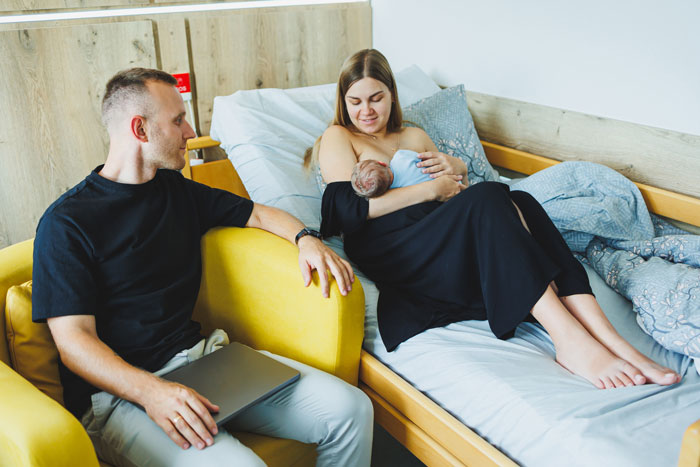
[425,175,467,202]
[417,151,468,179]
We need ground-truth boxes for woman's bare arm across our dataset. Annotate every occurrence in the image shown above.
[319,126,464,219]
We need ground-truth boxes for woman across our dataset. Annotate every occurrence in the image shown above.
[307,48,679,389]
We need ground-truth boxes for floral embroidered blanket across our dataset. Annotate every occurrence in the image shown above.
[511,161,700,359]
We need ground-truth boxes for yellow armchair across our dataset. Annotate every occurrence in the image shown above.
[0,226,365,466]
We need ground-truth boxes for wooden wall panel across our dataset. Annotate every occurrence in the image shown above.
[153,0,247,3]
[0,3,372,247]
[467,91,700,198]
[154,17,197,129]
[0,0,146,13]
[0,21,157,248]
[189,2,372,135]
[1,15,194,123]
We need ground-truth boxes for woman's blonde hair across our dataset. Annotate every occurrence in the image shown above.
[303,49,402,168]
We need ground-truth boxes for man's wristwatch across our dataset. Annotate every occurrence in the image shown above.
[295,227,322,244]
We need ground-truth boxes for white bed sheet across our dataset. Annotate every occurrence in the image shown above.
[350,250,698,467]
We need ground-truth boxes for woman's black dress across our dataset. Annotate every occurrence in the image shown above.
[320,181,592,351]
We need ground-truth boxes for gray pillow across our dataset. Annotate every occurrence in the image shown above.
[403,84,499,184]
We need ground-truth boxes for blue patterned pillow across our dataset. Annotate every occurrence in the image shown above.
[403,84,499,184]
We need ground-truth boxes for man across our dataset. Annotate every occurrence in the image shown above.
[32,68,373,466]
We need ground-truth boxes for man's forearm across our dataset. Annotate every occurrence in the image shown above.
[54,326,160,407]
[246,203,306,244]
[245,202,355,298]
[50,316,219,450]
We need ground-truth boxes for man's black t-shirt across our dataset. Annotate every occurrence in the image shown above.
[32,166,254,418]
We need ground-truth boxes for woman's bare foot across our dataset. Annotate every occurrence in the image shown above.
[604,338,680,386]
[532,287,645,389]
[554,328,644,389]
[560,295,681,386]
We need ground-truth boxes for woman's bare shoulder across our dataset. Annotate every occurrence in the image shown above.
[323,124,353,140]
[319,124,357,171]
[400,126,427,138]
[319,125,358,180]
[320,125,357,157]
[400,126,433,147]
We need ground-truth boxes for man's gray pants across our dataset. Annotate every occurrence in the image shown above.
[81,335,373,467]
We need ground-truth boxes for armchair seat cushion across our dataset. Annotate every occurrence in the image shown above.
[5,280,63,405]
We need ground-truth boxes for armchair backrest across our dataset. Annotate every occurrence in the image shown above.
[191,159,250,199]
[0,239,33,366]
[1,239,64,404]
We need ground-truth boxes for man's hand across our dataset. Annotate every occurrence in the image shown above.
[48,315,220,451]
[245,203,356,297]
[140,378,220,450]
[297,235,355,298]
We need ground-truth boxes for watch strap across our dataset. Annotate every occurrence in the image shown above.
[295,228,322,244]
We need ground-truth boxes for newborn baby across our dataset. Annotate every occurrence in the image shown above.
[351,149,433,198]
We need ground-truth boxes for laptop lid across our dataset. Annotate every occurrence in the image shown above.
[162,342,300,427]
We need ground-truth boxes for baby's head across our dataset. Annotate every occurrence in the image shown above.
[351,159,394,198]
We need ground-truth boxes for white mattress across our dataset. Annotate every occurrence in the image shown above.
[350,244,699,467]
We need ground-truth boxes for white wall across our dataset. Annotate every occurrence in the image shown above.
[372,0,700,136]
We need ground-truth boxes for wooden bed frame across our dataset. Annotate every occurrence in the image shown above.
[186,136,700,467]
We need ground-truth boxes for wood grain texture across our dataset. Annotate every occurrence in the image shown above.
[153,17,198,130]
[152,0,247,3]
[467,91,700,198]
[1,16,194,128]
[0,21,157,248]
[0,0,146,13]
[0,3,371,247]
[188,2,372,135]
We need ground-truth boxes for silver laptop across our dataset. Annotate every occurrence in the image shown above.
[162,342,300,426]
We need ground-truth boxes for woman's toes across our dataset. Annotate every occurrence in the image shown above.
[639,364,679,385]
[612,376,626,388]
[618,373,634,387]
[658,371,680,385]
[620,362,645,385]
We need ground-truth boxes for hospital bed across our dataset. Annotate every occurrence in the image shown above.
[185,66,700,467]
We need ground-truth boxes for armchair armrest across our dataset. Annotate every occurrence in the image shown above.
[193,227,365,385]
[679,418,700,467]
[0,361,99,467]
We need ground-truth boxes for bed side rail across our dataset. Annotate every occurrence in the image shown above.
[482,141,700,228]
